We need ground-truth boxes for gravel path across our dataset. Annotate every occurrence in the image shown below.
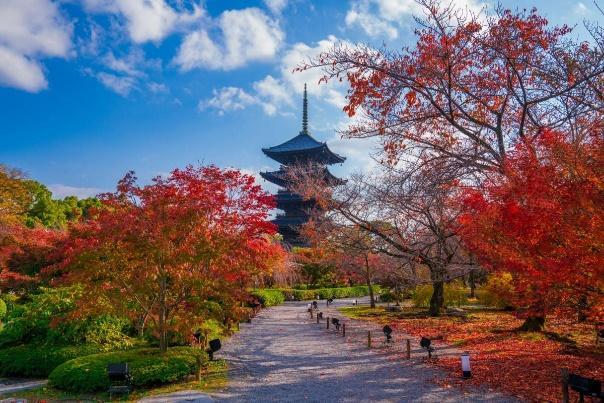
[213,298,517,402]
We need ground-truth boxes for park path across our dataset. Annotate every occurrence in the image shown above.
[212,297,517,403]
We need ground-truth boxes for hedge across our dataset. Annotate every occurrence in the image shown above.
[49,347,205,393]
[268,286,381,302]
[250,289,285,307]
[0,344,101,377]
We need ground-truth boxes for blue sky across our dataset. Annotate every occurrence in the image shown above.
[0,0,601,198]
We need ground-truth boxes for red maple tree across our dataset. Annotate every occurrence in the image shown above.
[459,129,604,327]
[53,166,283,351]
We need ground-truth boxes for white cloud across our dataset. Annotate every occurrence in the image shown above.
[280,35,351,109]
[47,184,104,199]
[263,0,288,14]
[574,2,589,15]
[200,35,352,117]
[345,2,398,39]
[253,75,293,115]
[199,87,259,115]
[96,72,136,96]
[0,0,71,92]
[82,0,203,44]
[147,81,169,93]
[345,0,486,39]
[175,8,284,70]
[103,50,145,77]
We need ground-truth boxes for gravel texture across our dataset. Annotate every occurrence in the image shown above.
[213,297,518,402]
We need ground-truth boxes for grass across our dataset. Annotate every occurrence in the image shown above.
[1,359,228,402]
[338,303,604,402]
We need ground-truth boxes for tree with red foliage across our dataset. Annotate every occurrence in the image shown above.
[0,225,65,292]
[54,166,282,352]
[300,0,603,173]
[459,129,603,329]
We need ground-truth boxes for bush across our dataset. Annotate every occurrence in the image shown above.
[476,272,515,309]
[411,282,468,308]
[49,347,206,393]
[0,287,133,350]
[0,344,100,377]
[0,299,6,321]
[250,289,285,307]
[268,286,380,302]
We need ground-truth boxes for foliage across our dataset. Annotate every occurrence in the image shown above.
[0,287,132,350]
[49,347,206,393]
[0,165,30,227]
[292,247,337,287]
[54,166,283,351]
[250,289,285,307]
[0,344,100,377]
[0,298,6,321]
[273,285,379,301]
[412,283,468,308]
[476,273,515,309]
[459,130,604,321]
[302,2,602,173]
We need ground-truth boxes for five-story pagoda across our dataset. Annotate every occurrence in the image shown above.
[260,85,345,247]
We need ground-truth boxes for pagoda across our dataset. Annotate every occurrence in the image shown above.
[260,84,345,247]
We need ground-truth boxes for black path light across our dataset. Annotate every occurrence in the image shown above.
[383,325,393,344]
[420,337,435,358]
[461,352,472,378]
[331,317,341,331]
[206,338,221,361]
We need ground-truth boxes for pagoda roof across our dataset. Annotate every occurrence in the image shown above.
[260,166,345,187]
[262,84,345,166]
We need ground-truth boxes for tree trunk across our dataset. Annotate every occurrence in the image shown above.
[159,275,168,353]
[364,255,375,308]
[469,270,476,299]
[577,295,588,323]
[137,313,148,338]
[429,280,444,316]
[519,316,545,332]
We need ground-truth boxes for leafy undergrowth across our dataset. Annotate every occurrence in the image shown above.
[2,359,227,402]
[341,306,603,402]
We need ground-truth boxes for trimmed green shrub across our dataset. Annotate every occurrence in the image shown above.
[379,291,396,303]
[250,289,285,307]
[476,272,515,309]
[0,344,100,377]
[411,283,468,308]
[49,347,206,393]
[267,286,380,302]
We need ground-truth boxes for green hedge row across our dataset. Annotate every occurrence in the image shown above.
[250,289,285,307]
[49,347,206,393]
[253,286,380,305]
[0,344,101,377]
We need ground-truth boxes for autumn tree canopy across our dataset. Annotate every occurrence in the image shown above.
[54,166,283,351]
[301,0,603,173]
[459,129,604,324]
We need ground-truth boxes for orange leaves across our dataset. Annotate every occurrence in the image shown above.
[388,311,603,402]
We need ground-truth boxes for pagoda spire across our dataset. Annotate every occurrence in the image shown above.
[302,83,308,134]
